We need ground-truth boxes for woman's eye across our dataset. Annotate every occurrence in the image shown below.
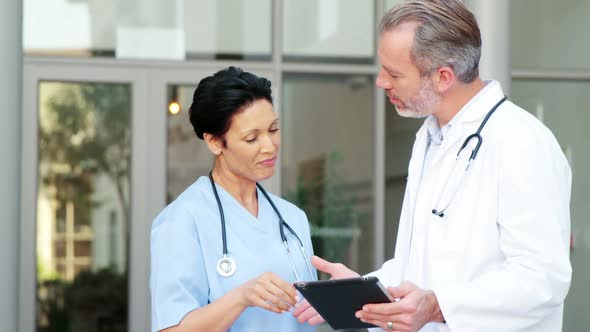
[245,137,257,143]
[270,127,279,133]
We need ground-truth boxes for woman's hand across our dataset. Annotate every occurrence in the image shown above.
[236,272,298,313]
[293,255,360,325]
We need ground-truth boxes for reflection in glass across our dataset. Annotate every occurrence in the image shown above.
[511,0,590,70]
[511,79,589,332]
[36,82,131,332]
[283,0,374,63]
[385,0,404,10]
[24,0,271,60]
[384,102,422,259]
[166,85,214,203]
[282,74,374,281]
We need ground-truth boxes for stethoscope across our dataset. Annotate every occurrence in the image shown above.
[431,96,507,218]
[208,171,315,281]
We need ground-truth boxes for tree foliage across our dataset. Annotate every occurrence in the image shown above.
[39,82,131,225]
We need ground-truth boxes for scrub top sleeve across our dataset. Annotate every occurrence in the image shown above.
[150,207,209,332]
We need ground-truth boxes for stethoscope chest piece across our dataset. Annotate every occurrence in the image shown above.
[217,256,237,277]
[208,170,314,281]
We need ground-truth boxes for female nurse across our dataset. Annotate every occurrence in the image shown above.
[150,66,316,332]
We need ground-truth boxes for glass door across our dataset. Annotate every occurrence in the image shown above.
[21,63,275,332]
[20,63,151,332]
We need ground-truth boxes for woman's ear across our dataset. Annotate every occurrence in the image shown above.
[204,133,223,156]
[432,66,455,94]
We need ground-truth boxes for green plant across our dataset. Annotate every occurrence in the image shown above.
[286,151,361,265]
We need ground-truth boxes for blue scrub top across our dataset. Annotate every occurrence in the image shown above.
[150,176,317,332]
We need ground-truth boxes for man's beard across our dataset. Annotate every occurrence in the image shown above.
[395,78,441,119]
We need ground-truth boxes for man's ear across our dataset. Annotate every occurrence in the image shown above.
[204,133,223,156]
[432,66,455,94]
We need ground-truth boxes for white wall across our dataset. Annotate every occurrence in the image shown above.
[25,0,378,59]
[183,0,271,55]
[24,0,91,50]
[283,0,374,58]
[24,0,271,56]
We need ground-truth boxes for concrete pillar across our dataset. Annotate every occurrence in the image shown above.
[464,0,511,94]
[0,0,23,330]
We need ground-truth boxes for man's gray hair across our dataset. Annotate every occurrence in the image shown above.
[380,0,481,83]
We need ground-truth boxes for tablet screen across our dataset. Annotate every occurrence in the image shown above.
[295,276,393,330]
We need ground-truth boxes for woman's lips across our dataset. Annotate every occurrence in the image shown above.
[260,157,277,167]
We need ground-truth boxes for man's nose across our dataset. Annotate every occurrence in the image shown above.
[375,70,391,90]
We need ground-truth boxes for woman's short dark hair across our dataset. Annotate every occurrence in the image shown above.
[189,66,273,143]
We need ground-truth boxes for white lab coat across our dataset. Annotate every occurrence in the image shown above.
[369,81,572,332]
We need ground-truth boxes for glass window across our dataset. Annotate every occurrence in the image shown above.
[384,101,422,259]
[36,81,131,331]
[283,0,374,63]
[511,79,589,332]
[166,84,214,202]
[24,0,271,60]
[385,0,404,9]
[281,74,375,285]
[511,0,590,70]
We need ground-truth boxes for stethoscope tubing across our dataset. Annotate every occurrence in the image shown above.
[458,96,507,161]
[432,96,507,218]
[209,171,314,280]
[209,172,228,256]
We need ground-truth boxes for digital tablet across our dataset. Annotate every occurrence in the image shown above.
[294,276,394,330]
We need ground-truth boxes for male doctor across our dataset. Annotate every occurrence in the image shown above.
[293,0,572,331]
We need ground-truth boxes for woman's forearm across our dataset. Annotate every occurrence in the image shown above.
[160,287,247,332]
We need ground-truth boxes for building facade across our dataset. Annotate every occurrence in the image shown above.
[1,0,589,331]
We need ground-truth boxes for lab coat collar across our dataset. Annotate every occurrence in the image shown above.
[414,80,506,182]
[437,80,506,154]
[414,80,505,139]
[454,80,506,124]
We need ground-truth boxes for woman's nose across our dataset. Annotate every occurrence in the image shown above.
[260,134,277,153]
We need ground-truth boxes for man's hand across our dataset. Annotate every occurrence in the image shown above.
[292,255,359,325]
[355,281,444,332]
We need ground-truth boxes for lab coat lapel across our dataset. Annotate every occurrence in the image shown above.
[407,125,429,198]
[395,124,429,274]
[427,124,465,172]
